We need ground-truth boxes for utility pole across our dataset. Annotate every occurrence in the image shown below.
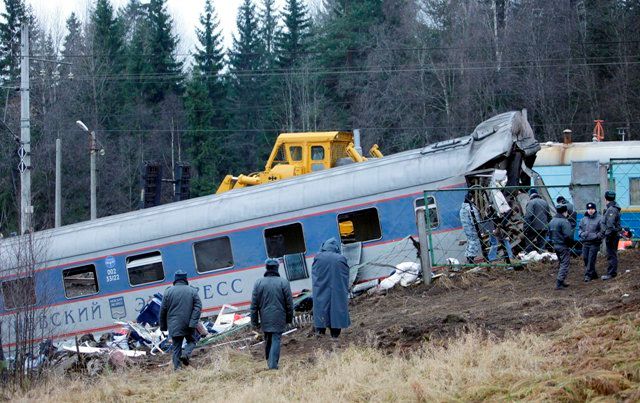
[90,130,96,220]
[76,120,99,220]
[19,23,32,234]
[55,138,62,227]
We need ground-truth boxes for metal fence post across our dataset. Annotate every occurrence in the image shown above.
[416,205,432,285]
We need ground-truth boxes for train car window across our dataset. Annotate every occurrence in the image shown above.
[289,146,302,161]
[415,197,439,228]
[1,276,36,310]
[264,223,306,258]
[126,251,165,286]
[194,237,234,273]
[630,178,640,206]
[337,208,382,244]
[63,265,99,299]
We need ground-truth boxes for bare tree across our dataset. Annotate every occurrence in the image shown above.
[0,232,52,392]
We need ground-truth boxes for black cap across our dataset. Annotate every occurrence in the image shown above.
[605,190,616,201]
[586,202,596,210]
[528,188,538,195]
[556,196,566,203]
[556,204,568,214]
[265,258,279,272]
[174,270,188,284]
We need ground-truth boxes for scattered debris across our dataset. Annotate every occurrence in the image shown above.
[369,262,421,293]
[517,251,557,263]
[4,290,317,377]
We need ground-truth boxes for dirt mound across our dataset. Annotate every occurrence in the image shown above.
[279,249,640,356]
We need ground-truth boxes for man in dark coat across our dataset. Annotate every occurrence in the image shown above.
[250,259,294,370]
[524,188,552,253]
[557,196,577,230]
[159,270,202,370]
[311,238,351,338]
[601,191,622,280]
[579,202,603,282]
[549,204,574,290]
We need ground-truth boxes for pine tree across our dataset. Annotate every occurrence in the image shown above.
[144,0,183,102]
[193,0,226,103]
[228,0,269,173]
[184,69,220,196]
[92,0,124,67]
[0,0,26,84]
[275,0,311,68]
[123,1,149,101]
[186,0,228,195]
[90,0,126,129]
[229,0,264,74]
[315,0,385,126]
[258,0,280,68]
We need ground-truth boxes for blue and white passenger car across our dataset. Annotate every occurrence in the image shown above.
[0,111,539,349]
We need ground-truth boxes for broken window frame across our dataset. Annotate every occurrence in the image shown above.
[263,222,307,259]
[414,197,440,229]
[1,276,36,310]
[193,236,235,274]
[62,264,99,299]
[125,251,165,287]
[337,207,383,244]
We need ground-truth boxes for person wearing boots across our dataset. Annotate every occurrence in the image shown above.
[579,202,603,282]
[549,204,573,289]
[312,238,351,339]
[601,191,622,280]
[459,191,482,264]
[159,270,202,370]
[250,259,294,370]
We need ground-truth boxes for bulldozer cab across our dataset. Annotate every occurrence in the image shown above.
[216,131,382,194]
[264,132,353,174]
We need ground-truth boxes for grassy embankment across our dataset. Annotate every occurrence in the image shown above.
[10,313,640,402]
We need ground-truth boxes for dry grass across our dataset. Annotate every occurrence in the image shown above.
[9,314,640,402]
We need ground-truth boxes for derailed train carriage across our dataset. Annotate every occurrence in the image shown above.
[0,110,540,350]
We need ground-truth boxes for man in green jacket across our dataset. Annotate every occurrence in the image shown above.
[250,259,294,370]
[160,270,202,370]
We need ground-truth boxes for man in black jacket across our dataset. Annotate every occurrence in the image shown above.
[601,191,622,280]
[579,202,603,282]
[549,204,574,290]
[250,259,294,370]
[524,188,552,253]
[160,270,202,370]
[557,196,577,230]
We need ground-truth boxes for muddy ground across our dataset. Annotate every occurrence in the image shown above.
[183,249,640,365]
[277,250,640,357]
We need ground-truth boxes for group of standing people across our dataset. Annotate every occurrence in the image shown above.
[460,187,623,290]
[159,237,351,371]
[552,190,622,289]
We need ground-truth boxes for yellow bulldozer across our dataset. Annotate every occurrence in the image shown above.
[216,131,383,194]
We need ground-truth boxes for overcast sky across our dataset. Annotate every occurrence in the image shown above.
[1,0,299,56]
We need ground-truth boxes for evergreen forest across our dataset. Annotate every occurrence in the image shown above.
[0,0,638,232]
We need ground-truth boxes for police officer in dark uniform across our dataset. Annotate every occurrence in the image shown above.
[578,202,603,282]
[549,204,573,290]
[601,191,622,280]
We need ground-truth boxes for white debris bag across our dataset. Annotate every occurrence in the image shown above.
[378,262,421,290]
[517,250,557,262]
